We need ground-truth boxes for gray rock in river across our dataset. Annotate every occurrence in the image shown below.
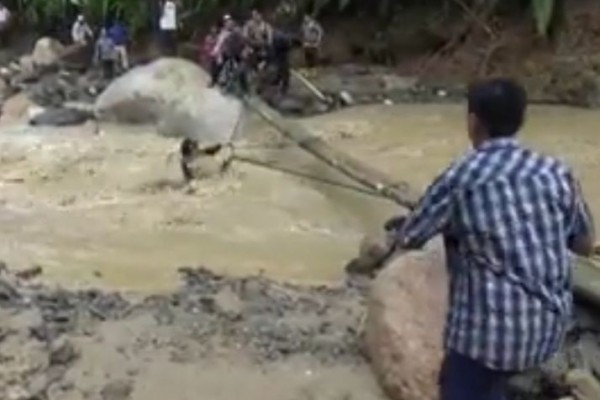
[94,58,244,146]
[29,107,93,127]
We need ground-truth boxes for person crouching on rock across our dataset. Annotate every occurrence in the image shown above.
[94,28,117,80]
[385,78,596,400]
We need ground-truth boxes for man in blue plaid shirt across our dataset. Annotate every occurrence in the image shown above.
[390,78,596,400]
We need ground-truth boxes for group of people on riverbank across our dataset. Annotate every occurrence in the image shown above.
[199,10,323,95]
[70,14,130,79]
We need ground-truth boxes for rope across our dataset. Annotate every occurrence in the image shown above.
[231,154,390,200]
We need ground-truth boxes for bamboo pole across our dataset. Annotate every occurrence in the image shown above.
[243,94,600,309]
[290,69,329,103]
[242,95,419,209]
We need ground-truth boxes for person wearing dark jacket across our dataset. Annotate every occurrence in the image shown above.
[270,29,294,94]
[108,20,129,71]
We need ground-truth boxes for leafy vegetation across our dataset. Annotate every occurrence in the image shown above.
[9,0,559,36]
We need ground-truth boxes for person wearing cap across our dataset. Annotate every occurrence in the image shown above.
[71,14,93,45]
[159,0,178,56]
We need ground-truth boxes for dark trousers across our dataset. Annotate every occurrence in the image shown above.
[210,58,221,85]
[273,57,290,94]
[304,46,318,68]
[101,60,115,80]
[161,30,177,56]
[439,352,512,400]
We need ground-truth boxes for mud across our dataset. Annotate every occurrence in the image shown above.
[1,263,600,400]
[0,266,383,400]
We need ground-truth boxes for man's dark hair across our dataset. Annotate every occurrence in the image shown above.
[467,78,527,138]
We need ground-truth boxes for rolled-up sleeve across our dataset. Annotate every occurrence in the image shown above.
[397,167,457,249]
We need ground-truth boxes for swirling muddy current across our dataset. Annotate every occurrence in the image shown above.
[1,103,599,292]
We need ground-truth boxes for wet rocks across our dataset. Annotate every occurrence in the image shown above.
[15,266,43,281]
[0,278,21,304]
[365,239,447,400]
[29,107,93,127]
[566,369,600,400]
[508,305,600,399]
[1,92,35,122]
[31,37,65,68]
[18,55,35,77]
[49,337,79,366]
[165,267,366,363]
[542,60,600,108]
[100,380,133,400]
[345,233,391,276]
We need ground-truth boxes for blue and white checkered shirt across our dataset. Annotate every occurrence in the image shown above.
[399,137,593,372]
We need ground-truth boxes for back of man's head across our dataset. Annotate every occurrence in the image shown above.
[467,78,527,138]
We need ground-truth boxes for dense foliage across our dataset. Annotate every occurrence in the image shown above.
[8,0,558,36]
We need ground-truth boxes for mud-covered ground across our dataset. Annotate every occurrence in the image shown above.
[0,266,388,400]
[1,264,600,400]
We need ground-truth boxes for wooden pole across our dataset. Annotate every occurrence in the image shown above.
[290,69,329,104]
[242,95,419,209]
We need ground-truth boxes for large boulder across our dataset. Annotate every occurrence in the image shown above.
[365,239,447,400]
[18,55,36,77]
[94,58,244,146]
[31,37,65,68]
[1,93,36,123]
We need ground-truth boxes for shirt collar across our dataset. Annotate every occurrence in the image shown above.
[477,137,519,152]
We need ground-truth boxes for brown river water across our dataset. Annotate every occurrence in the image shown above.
[0,103,598,292]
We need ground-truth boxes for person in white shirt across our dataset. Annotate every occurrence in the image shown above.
[0,4,10,27]
[0,3,11,45]
[159,0,178,55]
[71,15,93,45]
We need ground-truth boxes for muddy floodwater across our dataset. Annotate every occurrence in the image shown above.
[0,103,599,292]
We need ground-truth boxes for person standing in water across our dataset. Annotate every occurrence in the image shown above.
[386,78,595,400]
